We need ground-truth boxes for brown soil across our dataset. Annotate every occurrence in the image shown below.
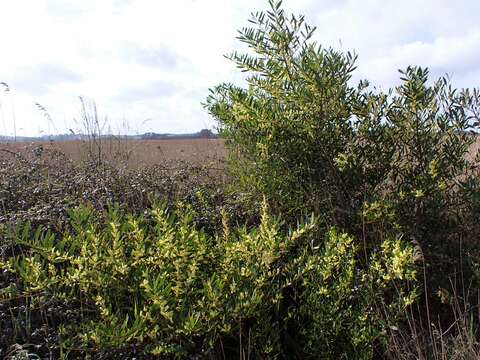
[0,138,226,168]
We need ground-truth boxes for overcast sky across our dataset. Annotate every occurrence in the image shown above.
[0,0,479,136]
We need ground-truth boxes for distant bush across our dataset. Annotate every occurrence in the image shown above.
[1,200,416,358]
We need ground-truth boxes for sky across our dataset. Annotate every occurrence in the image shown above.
[0,0,479,137]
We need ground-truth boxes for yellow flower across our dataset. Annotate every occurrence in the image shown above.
[414,189,424,198]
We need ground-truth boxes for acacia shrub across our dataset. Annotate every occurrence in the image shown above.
[205,1,480,350]
[205,0,361,219]
[206,1,480,257]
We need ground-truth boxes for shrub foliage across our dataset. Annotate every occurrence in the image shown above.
[205,0,479,240]
[1,201,415,358]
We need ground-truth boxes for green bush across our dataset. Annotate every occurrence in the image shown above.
[205,1,479,239]
[293,229,417,359]
[205,0,360,218]
[348,67,477,243]
[205,0,480,355]
[1,201,416,358]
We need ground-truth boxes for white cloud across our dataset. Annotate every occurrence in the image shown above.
[5,63,83,96]
[0,0,478,136]
[366,29,480,88]
[307,0,480,89]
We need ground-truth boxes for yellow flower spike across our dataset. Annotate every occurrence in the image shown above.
[438,181,447,191]
[413,189,424,198]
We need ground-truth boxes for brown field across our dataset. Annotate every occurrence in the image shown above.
[469,136,480,161]
[0,138,226,168]
[1,135,479,169]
